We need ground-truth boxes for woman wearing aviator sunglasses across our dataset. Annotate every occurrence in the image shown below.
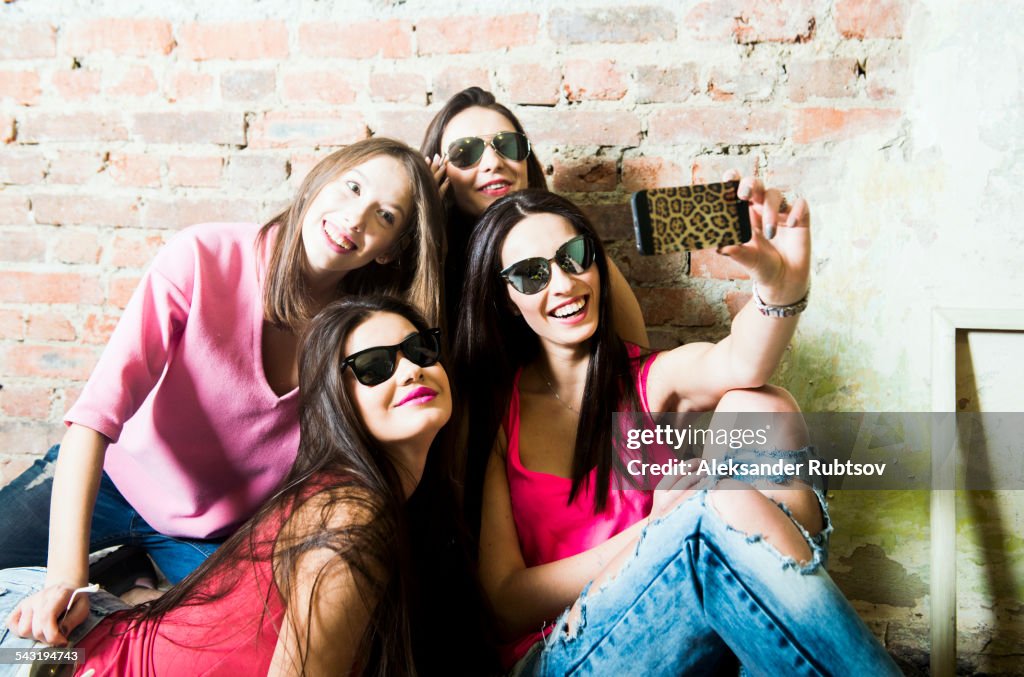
[1,296,454,676]
[420,86,647,348]
[452,190,900,674]
[0,138,447,650]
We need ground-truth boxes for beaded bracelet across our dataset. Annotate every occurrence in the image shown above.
[751,282,809,317]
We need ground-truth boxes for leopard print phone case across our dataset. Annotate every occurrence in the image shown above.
[632,181,751,255]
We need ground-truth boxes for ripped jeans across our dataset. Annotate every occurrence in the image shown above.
[513,479,900,675]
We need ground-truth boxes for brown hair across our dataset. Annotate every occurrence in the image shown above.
[257,138,445,329]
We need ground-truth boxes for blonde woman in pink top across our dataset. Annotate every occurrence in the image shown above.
[0,139,444,647]
[1,296,454,676]
[453,190,900,674]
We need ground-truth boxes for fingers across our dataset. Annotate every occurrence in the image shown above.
[786,197,810,229]
[10,585,83,645]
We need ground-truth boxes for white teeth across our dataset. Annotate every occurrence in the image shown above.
[481,181,509,190]
[552,298,585,318]
[323,222,355,250]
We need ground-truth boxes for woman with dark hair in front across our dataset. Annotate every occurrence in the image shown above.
[453,188,901,674]
[2,296,454,675]
[0,137,445,642]
[420,86,647,346]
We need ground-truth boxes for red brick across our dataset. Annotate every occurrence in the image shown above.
[836,0,907,39]
[288,154,321,189]
[369,73,428,105]
[580,204,633,241]
[1,115,13,143]
[706,64,778,102]
[0,229,45,261]
[131,112,245,145]
[32,194,140,227]
[0,194,30,224]
[107,65,158,97]
[50,228,102,265]
[634,64,700,104]
[167,71,215,103]
[281,70,357,105]
[220,69,277,102]
[167,156,223,187]
[550,8,676,43]
[552,158,617,192]
[370,110,449,148]
[178,21,289,60]
[0,23,56,59]
[686,0,816,44]
[248,111,367,149]
[622,157,686,192]
[107,232,165,268]
[762,155,835,192]
[52,69,103,101]
[503,64,561,106]
[143,197,257,230]
[81,312,122,345]
[108,274,143,309]
[635,287,716,326]
[787,59,859,103]
[519,110,641,146]
[19,113,127,143]
[793,108,900,144]
[433,67,492,102]
[298,20,412,59]
[44,151,106,185]
[0,344,100,381]
[0,271,104,304]
[725,290,751,318]
[864,52,907,101]
[690,248,750,280]
[0,71,41,105]
[0,149,47,185]
[60,386,85,416]
[2,458,37,490]
[689,154,759,184]
[26,313,76,342]
[0,385,52,417]
[0,309,24,340]
[224,155,289,193]
[107,153,161,188]
[622,248,689,284]
[417,14,538,55]
[63,18,174,56]
[0,427,62,464]
[563,60,627,102]
[647,108,786,145]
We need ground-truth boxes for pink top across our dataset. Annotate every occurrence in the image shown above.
[65,223,300,538]
[503,343,662,664]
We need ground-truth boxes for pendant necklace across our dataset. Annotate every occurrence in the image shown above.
[540,366,579,415]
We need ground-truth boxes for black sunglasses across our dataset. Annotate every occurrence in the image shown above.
[499,235,596,295]
[444,131,531,169]
[341,329,442,386]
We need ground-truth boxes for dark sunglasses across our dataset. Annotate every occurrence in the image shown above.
[341,329,442,386]
[444,131,531,169]
[499,235,596,295]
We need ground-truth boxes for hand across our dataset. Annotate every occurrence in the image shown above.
[426,154,449,199]
[718,170,811,306]
[650,459,704,519]
[6,583,90,646]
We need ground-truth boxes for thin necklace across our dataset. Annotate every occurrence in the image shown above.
[540,366,579,415]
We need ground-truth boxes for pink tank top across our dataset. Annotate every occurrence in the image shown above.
[503,344,661,664]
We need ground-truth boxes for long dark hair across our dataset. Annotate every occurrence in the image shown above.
[258,138,446,330]
[452,190,641,525]
[421,87,547,327]
[124,296,436,675]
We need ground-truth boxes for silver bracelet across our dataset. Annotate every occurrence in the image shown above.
[751,282,809,317]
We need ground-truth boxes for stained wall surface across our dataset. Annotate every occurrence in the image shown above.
[1,0,1021,672]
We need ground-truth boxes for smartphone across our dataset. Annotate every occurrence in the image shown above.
[632,180,751,255]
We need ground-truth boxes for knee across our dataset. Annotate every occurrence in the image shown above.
[707,482,814,564]
[715,385,800,414]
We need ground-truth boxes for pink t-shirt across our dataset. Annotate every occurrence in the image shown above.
[65,223,300,538]
[503,344,662,664]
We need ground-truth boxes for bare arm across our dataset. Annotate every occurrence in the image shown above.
[607,256,648,348]
[478,447,649,641]
[6,424,108,644]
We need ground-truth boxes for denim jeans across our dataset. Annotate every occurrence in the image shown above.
[0,446,223,584]
[0,566,128,677]
[513,489,901,677]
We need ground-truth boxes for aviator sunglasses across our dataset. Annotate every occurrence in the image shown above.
[499,234,596,295]
[341,328,442,386]
[444,131,532,169]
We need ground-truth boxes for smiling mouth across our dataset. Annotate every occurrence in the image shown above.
[397,386,438,407]
[323,220,357,251]
[479,180,511,194]
[551,296,587,319]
